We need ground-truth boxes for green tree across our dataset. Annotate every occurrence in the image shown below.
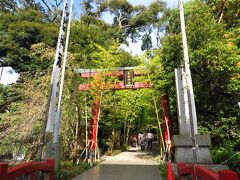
[203,0,240,27]
[0,8,58,73]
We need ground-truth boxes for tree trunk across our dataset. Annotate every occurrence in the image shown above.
[108,128,115,153]
[152,95,166,153]
[72,105,81,164]
[126,125,130,145]
[123,121,127,146]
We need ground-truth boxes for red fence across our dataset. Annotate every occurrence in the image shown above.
[177,162,238,180]
[0,159,54,180]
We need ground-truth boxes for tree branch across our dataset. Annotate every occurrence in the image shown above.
[41,0,53,14]
[51,13,59,22]
[2,1,19,14]
[121,24,131,29]
[55,0,63,8]
[217,0,226,24]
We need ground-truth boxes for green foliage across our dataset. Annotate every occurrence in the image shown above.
[0,8,58,73]
[159,161,168,180]
[0,76,49,159]
[55,161,91,180]
[0,85,20,113]
[211,145,240,172]
[98,88,158,152]
[204,0,240,28]
[0,43,55,160]
[0,0,18,13]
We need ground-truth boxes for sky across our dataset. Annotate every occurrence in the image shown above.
[0,0,189,85]
[0,67,20,85]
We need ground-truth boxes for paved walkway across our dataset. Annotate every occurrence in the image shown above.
[73,147,161,180]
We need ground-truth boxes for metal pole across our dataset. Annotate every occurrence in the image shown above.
[53,0,74,143]
[179,0,198,163]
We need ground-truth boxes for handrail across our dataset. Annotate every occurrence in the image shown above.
[177,162,238,180]
[0,159,54,180]
[195,165,218,180]
[177,163,195,180]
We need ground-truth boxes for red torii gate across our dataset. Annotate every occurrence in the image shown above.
[77,67,171,157]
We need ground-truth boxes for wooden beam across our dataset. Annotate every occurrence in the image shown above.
[79,82,151,91]
[80,70,143,78]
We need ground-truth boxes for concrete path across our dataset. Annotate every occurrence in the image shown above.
[73,147,161,180]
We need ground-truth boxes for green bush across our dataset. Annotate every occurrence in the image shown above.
[55,161,91,180]
[159,161,168,180]
[211,145,240,173]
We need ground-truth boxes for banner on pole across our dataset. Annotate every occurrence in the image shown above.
[46,0,69,132]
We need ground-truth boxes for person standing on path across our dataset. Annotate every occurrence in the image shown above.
[138,132,146,150]
[146,131,154,150]
[138,132,143,145]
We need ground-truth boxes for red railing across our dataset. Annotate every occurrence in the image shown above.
[0,159,54,180]
[177,162,238,180]
[177,163,195,180]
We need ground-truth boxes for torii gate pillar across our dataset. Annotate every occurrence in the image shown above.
[89,96,100,152]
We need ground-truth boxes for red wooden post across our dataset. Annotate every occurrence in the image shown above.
[160,95,172,157]
[177,163,196,180]
[90,97,101,151]
[46,159,55,180]
[177,162,186,180]
[218,170,238,180]
[0,162,8,180]
[30,172,35,180]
